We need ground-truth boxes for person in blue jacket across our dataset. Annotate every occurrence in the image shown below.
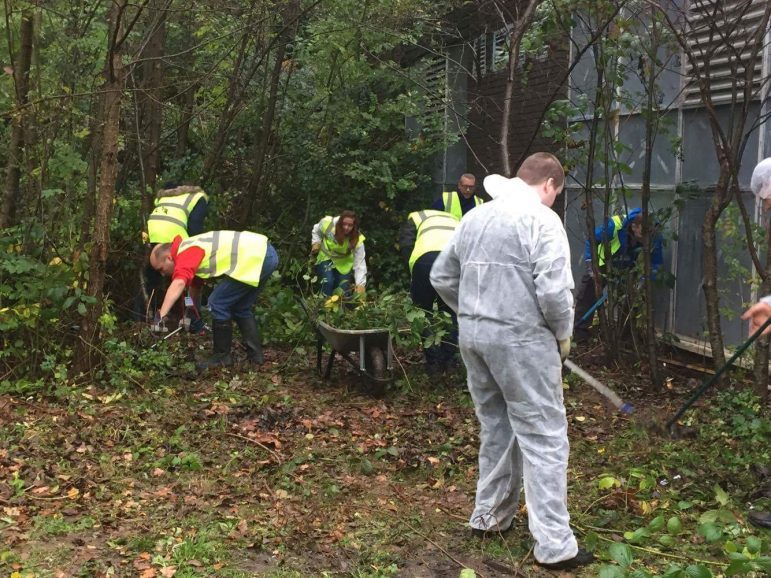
[574,207,663,341]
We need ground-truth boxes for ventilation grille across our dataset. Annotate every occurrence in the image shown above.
[683,0,768,105]
[423,55,448,114]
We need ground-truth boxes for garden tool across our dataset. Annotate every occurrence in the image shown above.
[577,287,608,326]
[148,324,184,350]
[666,316,771,433]
[564,359,634,414]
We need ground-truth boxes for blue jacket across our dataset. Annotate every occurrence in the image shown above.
[583,208,663,274]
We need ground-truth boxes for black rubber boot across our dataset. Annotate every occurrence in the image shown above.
[235,316,264,366]
[537,548,594,570]
[196,319,233,370]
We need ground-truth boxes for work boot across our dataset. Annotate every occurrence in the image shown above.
[196,319,233,370]
[536,548,594,570]
[235,316,264,366]
[748,510,771,529]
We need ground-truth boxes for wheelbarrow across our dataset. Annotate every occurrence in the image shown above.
[315,320,393,383]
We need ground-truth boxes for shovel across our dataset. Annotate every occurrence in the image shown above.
[564,359,634,414]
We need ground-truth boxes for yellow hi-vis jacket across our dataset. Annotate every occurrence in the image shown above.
[597,215,624,267]
[314,216,366,275]
[442,191,483,219]
[407,210,459,272]
[179,231,268,287]
[147,189,208,243]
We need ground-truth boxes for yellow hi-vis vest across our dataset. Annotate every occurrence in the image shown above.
[442,191,483,219]
[315,216,366,275]
[147,190,208,243]
[179,231,268,287]
[407,210,459,272]
[597,215,624,267]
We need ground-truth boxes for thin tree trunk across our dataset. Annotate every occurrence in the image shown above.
[0,7,34,228]
[702,179,731,372]
[244,33,289,224]
[639,6,660,389]
[74,0,129,372]
[80,95,104,249]
[499,0,542,176]
[201,31,252,183]
[139,0,168,216]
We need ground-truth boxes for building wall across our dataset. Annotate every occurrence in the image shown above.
[465,47,569,180]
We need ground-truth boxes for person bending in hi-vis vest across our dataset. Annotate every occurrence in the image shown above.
[138,184,209,329]
[310,210,366,297]
[149,231,279,370]
[431,173,483,219]
[573,207,663,342]
[399,209,460,373]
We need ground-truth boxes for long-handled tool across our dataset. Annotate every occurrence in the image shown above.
[665,316,771,432]
[564,359,634,414]
[149,324,184,350]
[577,288,608,326]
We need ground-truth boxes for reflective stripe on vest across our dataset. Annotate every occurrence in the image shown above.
[442,191,483,219]
[179,230,268,287]
[597,215,624,267]
[315,216,365,275]
[147,191,208,243]
[408,210,459,272]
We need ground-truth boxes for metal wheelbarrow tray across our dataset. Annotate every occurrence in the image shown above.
[315,319,393,382]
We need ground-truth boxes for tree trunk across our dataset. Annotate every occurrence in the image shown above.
[74,1,128,372]
[201,31,251,184]
[244,33,289,224]
[139,0,168,217]
[702,186,730,372]
[499,0,543,176]
[0,8,34,228]
[639,6,661,389]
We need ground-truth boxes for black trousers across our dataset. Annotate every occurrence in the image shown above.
[574,270,602,332]
[410,252,458,366]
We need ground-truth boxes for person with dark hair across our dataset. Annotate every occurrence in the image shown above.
[430,152,594,570]
[310,211,366,296]
[432,173,482,218]
[573,207,664,341]
[149,230,278,370]
[399,209,460,373]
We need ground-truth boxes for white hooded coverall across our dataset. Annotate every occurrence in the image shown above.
[430,177,578,564]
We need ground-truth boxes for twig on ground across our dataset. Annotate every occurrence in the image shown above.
[514,545,533,577]
[401,519,485,578]
[391,352,412,391]
[223,432,283,465]
[437,505,468,522]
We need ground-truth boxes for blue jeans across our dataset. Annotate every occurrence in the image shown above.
[315,259,352,297]
[208,244,279,321]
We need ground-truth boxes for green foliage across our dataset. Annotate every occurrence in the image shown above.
[0,225,89,379]
[308,289,451,350]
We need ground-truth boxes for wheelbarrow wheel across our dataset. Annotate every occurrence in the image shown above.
[367,346,386,380]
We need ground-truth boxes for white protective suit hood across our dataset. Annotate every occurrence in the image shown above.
[751,157,771,199]
[484,174,534,200]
